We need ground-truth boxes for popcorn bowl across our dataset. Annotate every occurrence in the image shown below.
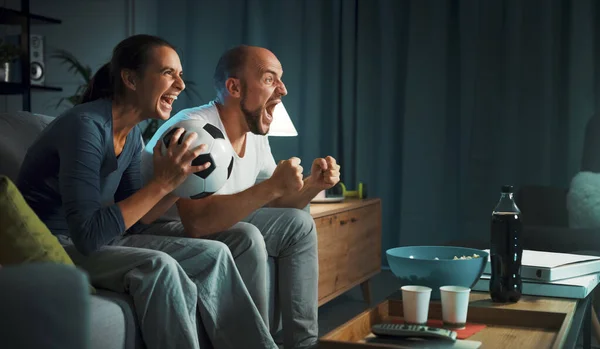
[386,246,489,300]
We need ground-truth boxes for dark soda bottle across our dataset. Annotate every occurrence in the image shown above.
[489,185,523,303]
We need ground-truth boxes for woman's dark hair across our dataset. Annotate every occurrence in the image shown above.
[81,34,176,104]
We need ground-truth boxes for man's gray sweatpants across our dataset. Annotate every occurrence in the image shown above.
[59,234,277,349]
[139,207,319,349]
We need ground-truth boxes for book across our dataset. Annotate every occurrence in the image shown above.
[473,272,600,299]
[483,249,600,282]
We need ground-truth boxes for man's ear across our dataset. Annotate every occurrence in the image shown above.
[121,69,137,91]
[225,78,241,98]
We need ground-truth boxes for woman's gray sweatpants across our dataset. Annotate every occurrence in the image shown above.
[58,234,277,349]
[138,207,319,349]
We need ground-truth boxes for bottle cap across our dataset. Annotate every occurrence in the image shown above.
[501,185,513,193]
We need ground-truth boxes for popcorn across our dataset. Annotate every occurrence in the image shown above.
[453,253,481,260]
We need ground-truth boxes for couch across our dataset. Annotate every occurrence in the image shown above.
[0,111,281,349]
[516,185,600,253]
[514,112,600,253]
[0,263,92,349]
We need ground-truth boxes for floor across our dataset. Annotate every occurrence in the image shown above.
[317,269,600,349]
[318,269,401,336]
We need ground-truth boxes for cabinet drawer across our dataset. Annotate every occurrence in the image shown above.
[313,199,382,304]
[340,203,382,284]
[315,214,346,301]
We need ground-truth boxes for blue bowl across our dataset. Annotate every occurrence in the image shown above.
[386,246,489,299]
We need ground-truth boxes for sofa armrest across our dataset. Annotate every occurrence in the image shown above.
[523,225,600,254]
[0,263,91,349]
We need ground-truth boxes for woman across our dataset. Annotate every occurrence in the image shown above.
[17,34,276,349]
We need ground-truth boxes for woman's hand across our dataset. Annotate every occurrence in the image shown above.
[151,127,211,193]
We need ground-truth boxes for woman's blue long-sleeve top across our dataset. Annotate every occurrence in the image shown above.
[17,99,143,255]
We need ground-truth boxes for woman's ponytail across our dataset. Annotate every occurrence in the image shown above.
[81,62,112,104]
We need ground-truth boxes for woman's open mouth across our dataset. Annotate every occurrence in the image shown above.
[160,94,178,110]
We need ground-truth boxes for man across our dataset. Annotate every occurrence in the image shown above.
[141,45,341,349]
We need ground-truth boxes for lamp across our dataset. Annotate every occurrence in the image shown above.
[267,102,298,137]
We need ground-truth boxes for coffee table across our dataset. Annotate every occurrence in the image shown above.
[319,289,595,348]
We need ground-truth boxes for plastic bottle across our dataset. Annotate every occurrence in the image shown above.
[489,185,523,303]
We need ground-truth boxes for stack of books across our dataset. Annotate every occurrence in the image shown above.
[473,250,600,299]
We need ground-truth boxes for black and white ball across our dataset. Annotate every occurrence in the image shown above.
[161,120,234,199]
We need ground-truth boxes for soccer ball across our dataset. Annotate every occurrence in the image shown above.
[158,119,234,199]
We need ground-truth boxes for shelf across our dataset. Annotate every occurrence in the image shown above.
[32,84,62,92]
[0,82,62,94]
[0,8,61,25]
[1,2,63,111]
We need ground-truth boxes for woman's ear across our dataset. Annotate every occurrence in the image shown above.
[121,69,137,91]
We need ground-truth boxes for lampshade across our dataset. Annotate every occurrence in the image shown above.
[267,102,298,137]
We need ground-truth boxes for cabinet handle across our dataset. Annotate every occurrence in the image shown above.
[340,217,358,226]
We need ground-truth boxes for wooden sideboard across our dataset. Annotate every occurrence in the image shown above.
[310,198,382,306]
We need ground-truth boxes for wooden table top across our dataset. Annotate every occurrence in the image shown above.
[321,290,581,349]
[310,198,381,218]
[390,290,577,349]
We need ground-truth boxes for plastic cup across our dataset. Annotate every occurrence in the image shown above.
[440,286,471,329]
[401,285,432,325]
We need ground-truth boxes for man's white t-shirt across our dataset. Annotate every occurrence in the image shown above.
[143,101,277,221]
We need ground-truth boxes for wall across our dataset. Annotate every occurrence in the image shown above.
[0,0,299,162]
[0,0,158,116]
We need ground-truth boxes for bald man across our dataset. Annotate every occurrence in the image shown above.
[140,45,341,349]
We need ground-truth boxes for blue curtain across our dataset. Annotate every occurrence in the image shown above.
[158,0,600,266]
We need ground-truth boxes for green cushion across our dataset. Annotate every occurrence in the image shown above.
[0,175,75,266]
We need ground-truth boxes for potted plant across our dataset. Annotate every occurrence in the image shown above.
[51,49,93,107]
[0,39,21,82]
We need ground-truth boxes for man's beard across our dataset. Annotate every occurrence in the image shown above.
[240,81,267,135]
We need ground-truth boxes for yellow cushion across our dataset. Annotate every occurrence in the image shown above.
[0,175,75,266]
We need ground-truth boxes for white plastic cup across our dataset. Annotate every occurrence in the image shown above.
[440,286,471,329]
[401,285,432,325]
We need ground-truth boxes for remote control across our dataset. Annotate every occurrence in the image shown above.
[371,323,457,341]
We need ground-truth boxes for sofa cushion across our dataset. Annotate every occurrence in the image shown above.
[567,171,600,228]
[90,290,144,349]
[0,175,74,266]
[0,111,54,181]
